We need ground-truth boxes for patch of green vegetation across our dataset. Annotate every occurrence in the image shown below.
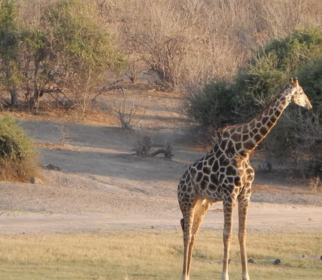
[188,28,322,166]
[0,115,39,181]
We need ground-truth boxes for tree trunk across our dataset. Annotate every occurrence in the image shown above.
[10,88,18,107]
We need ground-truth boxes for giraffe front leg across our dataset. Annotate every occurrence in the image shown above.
[222,199,235,280]
[238,196,250,280]
[181,208,194,280]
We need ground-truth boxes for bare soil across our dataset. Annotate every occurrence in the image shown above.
[0,89,321,235]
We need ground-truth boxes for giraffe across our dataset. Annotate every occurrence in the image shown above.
[178,78,312,280]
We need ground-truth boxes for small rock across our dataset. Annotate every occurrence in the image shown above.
[30,177,42,184]
[248,258,255,263]
[45,164,61,171]
[320,255,322,260]
[274,259,281,265]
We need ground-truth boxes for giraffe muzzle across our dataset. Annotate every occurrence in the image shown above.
[306,101,313,110]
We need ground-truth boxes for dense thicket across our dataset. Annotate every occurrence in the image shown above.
[188,28,322,173]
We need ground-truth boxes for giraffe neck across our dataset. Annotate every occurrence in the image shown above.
[216,91,292,157]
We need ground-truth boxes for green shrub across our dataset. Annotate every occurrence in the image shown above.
[188,81,241,128]
[188,28,322,168]
[239,28,322,106]
[0,115,39,181]
[189,28,322,128]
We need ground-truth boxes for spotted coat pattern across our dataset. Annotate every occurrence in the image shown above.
[178,78,312,280]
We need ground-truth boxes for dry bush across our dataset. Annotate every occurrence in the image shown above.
[8,0,322,97]
[98,0,322,92]
[0,156,41,182]
[309,176,321,193]
[111,88,145,129]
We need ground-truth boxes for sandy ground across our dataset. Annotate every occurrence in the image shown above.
[0,89,321,235]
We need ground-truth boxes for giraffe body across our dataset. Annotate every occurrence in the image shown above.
[178,78,312,280]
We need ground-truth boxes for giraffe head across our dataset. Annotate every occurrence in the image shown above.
[288,77,312,109]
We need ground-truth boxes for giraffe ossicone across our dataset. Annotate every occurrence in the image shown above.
[178,78,312,280]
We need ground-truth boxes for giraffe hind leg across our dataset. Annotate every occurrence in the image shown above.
[186,199,211,276]
[180,218,184,231]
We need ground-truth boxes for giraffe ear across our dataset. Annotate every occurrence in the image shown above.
[289,77,294,84]
[294,77,299,86]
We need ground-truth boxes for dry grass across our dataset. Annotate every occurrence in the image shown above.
[0,230,321,280]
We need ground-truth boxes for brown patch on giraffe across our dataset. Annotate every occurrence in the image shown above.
[231,133,241,142]
[236,126,242,133]
[256,122,261,128]
[185,173,191,184]
[246,168,254,175]
[219,173,225,184]
[208,156,215,166]
[270,115,277,123]
[220,139,228,150]
[253,128,258,134]
[212,160,219,172]
[210,173,219,185]
[235,142,242,152]
[203,166,211,175]
[226,140,235,155]
[247,174,254,181]
[240,150,247,157]
[260,127,268,135]
[275,110,281,117]
[269,108,274,115]
[190,168,197,177]
[215,149,223,158]
[223,188,231,196]
[200,179,208,190]
[249,120,256,129]
[227,184,235,192]
[226,166,236,176]
[208,185,216,192]
[196,162,203,170]
[242,134,248,142]
[230,127,236,134]
[234,176,242,187]
[196,172,203,183]
[262,116,269,124]
[243,140,254,150]
[254,134,262,142]
[220,156,230,167]
[237,169,244,176]
[222,131,230,138]
[242,125,249,134]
